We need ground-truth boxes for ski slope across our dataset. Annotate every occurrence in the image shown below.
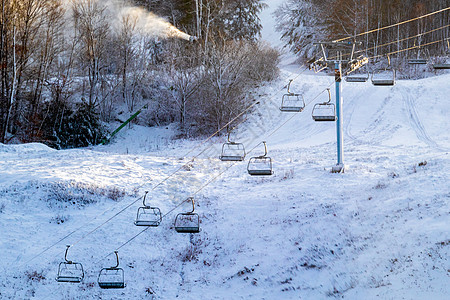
[1,1,449,299]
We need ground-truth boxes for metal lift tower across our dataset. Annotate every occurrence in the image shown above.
[312,41,368,173]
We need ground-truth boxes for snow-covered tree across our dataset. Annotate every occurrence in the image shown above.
[274,0,328,58]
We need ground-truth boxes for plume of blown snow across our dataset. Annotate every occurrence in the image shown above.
[63,0,193,41]
[117,6,192,41]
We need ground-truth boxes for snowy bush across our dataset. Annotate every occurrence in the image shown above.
[46,181,127,208]
[49,214,71,225]
[25,270,46,283]
[373,181,388,189]
[106,186,126,202]
[178,244,202,263]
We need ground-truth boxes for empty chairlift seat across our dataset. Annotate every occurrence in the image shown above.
[312,88,336,122]
[433,61,450,69]
[134,191,162,227]
[433,40,450,69]
[345,73,369,82]
[408,46,429,65]
[174,197,200,233]
[371,69,396,86]
[219,132,246,161]
[56,245,84,283]
[247,141,274,176]
[98,251,125,289]
[280,79,305,112]
[408,58,428,64]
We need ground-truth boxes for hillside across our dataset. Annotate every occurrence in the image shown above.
[0,1,449,299]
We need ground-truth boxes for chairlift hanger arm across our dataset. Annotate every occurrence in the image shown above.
[227,131,234,143]
[287,79,293,94]
[262,141,268,157]
[64,245,72,263]
[142,191,149,207]
[188,197,195,214]
[113,251,120,269]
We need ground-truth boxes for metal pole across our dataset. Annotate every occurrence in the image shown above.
[333,61,344,173]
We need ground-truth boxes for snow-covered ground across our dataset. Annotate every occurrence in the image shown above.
[1,1,449,299]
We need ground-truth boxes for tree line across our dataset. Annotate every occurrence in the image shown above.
[275,0,450,62]
[0,0,278,148]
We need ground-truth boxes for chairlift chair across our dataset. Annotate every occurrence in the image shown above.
[134,191,162,227]
[174,197,200,233]
[98,251,125,289]
[432,63,450,69]
[219,131,246,161]
[247,141,274,176]
[408,58,428,65]
[280,79,306,112]
[345,73,369,82]
[312,88,336,122]
[408,47,429,65]
[56,245,84,283]
[433,40,450,69]
[371,69,396,86]
[433,63,450,69]
[371,55,396,86]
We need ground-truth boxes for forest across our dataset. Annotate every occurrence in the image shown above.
[3,0,450,149]
[276,0,450,61]
[0,0,278,148]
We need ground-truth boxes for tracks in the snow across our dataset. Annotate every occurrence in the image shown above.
[402,87,448,152]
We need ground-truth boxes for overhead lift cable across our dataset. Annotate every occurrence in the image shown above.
[333,6,450,43]
[369,38,450,60]
[23,64,314,268]
[329,24,450,61]
[95,82,337,263]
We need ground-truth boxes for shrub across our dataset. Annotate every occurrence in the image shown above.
[46,181,127,208]
[25,271,46,282]
[50,214,71,224]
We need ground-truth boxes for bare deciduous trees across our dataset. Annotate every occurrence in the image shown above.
[1,0,279,146]
[72,0,109,107]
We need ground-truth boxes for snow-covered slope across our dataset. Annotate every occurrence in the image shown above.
[1,1,449,299]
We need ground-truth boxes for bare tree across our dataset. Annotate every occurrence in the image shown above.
[72,0,109,107]
[167,41,202,131]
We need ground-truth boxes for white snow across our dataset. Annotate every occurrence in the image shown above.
[1,1,449,299]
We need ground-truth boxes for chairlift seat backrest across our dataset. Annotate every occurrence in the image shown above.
[174,212,200,233]
[220,142,246,161]
[247,156,274,176]
[98,267,125,289]
[56,262,84,283]
[280,94,305,112]
[135,206,162,227]
[312,103,336,121]
[371,69,396,86]
[174,197,200,233]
